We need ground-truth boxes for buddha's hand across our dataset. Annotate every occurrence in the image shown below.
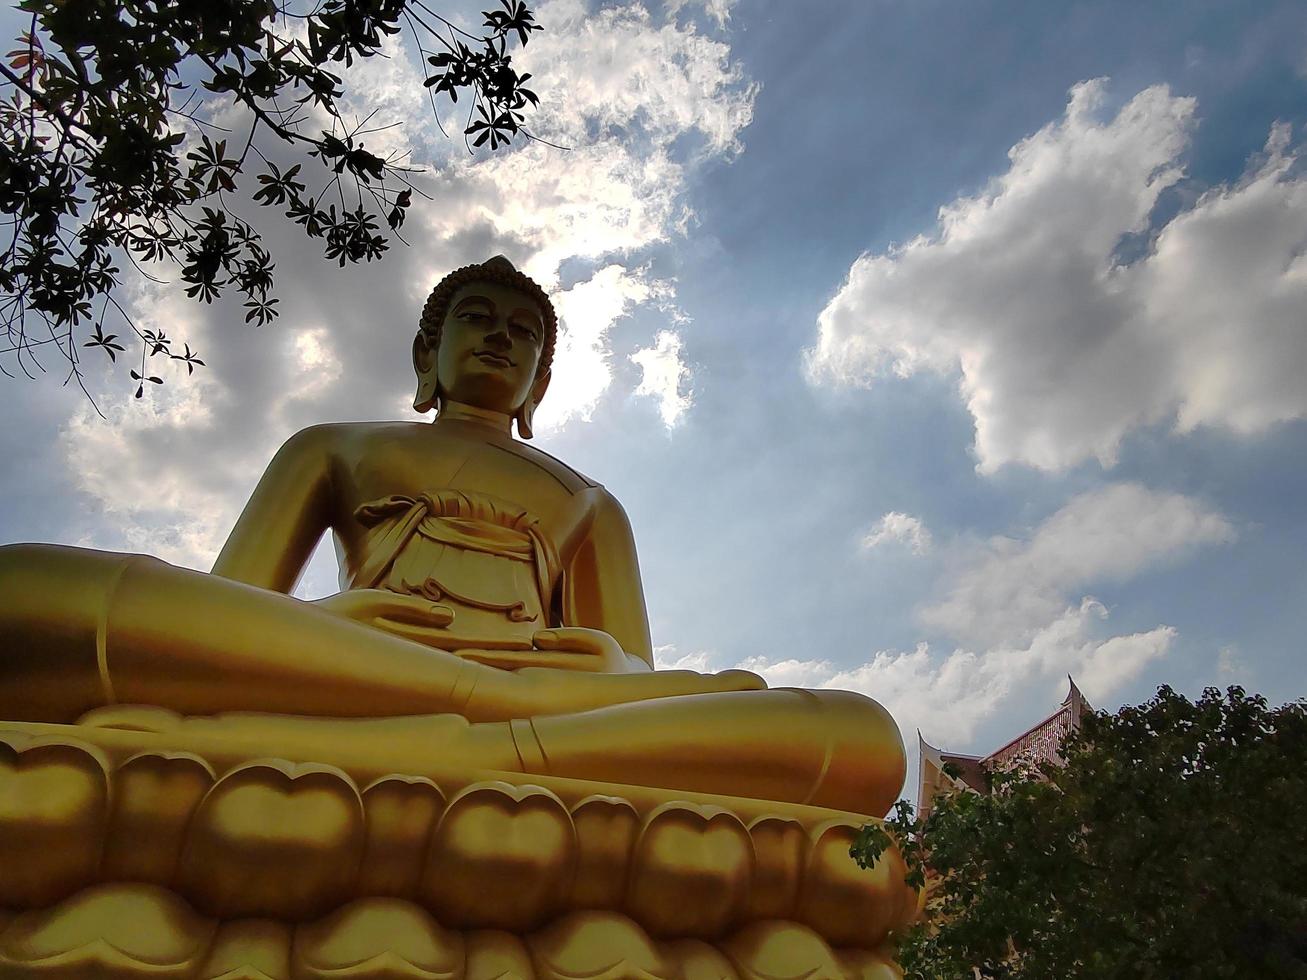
[533,627,635,673]
[456,627,638,674]
[309,589,455,638]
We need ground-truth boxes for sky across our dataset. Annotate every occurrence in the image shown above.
[2,0,1306,794]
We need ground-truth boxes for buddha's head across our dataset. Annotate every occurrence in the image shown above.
[413,255,557,438]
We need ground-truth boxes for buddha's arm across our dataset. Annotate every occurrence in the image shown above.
[211,426,333,593]
[560,489,654,671]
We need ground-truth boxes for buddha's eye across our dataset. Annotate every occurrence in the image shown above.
[511,322,539,343]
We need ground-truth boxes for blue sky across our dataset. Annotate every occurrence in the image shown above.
[2,0,1305,785]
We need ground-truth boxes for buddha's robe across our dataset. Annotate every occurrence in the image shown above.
[210,420,659,668]
[348,489,559,651]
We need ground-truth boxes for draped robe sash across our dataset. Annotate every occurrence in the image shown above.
[348,489,560,650]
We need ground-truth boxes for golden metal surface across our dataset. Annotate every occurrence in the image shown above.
[0,256,912,977]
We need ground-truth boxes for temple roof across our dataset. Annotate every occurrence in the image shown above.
[918,733,987,792]
[982,677,1091,770]
[917,677,1093,814]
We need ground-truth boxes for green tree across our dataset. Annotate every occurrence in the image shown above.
[0,0,543,400]
[853,685,1307,979]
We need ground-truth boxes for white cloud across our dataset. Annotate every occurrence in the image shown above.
[62,391,235,570]
[631,329,692,426]
[861,511,932,555]
[734,654,844,689]
[1074,611,1175,699]
[58,298,351,571]
[450,140,687,287]
[59,284,234,570]
[273,327,343,425]
[333,33,434,162]
[922,482,1236,648]
[653,645,714,671]
[540,265,671,428]
[665,0,737,31]
[808,79,1307,472]
[691,483,1231,749]
[1216,644,1249,683]
[522,0,755,157]
[722,604,1173,751]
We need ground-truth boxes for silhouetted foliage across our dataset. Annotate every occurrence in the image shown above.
[853,685,1307,979]
[0,0,542,403]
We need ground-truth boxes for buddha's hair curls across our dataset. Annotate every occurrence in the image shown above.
[418,255,556,377]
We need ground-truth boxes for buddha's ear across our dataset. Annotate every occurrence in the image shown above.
[515,369,550,439]
[412,332,438,414]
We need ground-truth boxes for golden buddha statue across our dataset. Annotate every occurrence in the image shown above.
[0,257,913,979]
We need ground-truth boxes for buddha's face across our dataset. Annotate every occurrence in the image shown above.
[426,282,547,416]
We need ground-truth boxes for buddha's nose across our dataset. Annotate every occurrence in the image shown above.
[483,325,512,350]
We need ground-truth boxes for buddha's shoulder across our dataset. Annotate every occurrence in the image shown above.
[275,422,605,498]
[489,438,603,496]
[276,421,410,454]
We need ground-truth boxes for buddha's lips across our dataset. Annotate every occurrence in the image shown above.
[474,350,514,367]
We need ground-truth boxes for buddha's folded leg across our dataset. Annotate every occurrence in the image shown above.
[0,544,762,724]
[0,544,493,723]
[78,705,497,765]
[515,688,907,817]
[83,688,906,817]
